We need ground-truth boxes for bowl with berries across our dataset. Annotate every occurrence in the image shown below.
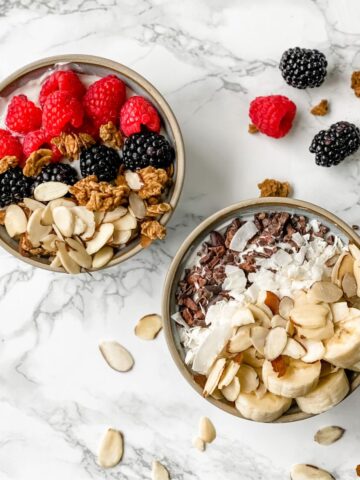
[0,54,184,273]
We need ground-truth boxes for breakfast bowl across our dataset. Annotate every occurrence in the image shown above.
[162,198,360,422]
[0,54,185,273]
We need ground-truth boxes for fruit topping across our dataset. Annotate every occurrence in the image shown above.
[23,129,62,161]
[80,144,121,182]
[279,47,327,89]
[39,69,86,107]
[42,90,83,136]
[0,129,23,161]
[5,94,42,134]
[249,95,296,138]
[0,166,32,207]
[32,163,78,189]
[123,131,174,170]
[120,96,160,136]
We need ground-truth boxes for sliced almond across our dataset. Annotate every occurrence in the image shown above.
[72,206,96,241]
[349,243,360,260]
[286,320,295,337]
[290,464,334,480]
[34,182,69,202]
[110,229,132,246]
[52,223,64,241]
[331,252,354,287]
[134,314,162,340]
[4,205,27,237]
[53,206,74,237]
[282,338,306,359]
[192,436,206,452]
[242,347,264,369]
[125,170,143,190]
[263,327,287,360]
[342,272,357,298]
[103,207,127,223]
[92,246,114,269]
[50,254,62,268]
[129,192,146,219]
[57,241,80,274]
[199,416,216,443]
[279,296,294,320]
[297,338,325,363]
[94,211,105,227]
[66,237,92,269]
[228,326,252,353]
[23,198,45,210]
[97,428,123,468]
[86,223,114,255]
[112,212,137,231]
[27,209,52,247]
[271,315,287,329]
[248,304,271,328]
[203,358,226,397]
[231,307,255,327]
[73,216,86,236]
[99,340,134,372]
[151,460,170,480]
[314,426,345,446]
[309,281,343,304]
[250,325,269,355]
[263,291,280,314]
[290,304,329,329]
[237,364,259,393]
[353,259,360,297]
[218,359,241,389]
[221,376,240,402]
[41,233,58,252]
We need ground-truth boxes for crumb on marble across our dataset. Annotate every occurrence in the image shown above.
[310,99,329,116]
[258,178,291,198]
[351,71,360,97]
[248,123,259,134]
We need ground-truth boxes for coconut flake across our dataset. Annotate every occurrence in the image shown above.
[192,323,233,374]
[229,221,258,252]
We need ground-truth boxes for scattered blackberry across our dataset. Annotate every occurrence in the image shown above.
[32,163,78,189]
[80,144,121,181]
[309,121,360,167]
[122,131,174,170]
[279,47,327,89]
[0,167,32,208]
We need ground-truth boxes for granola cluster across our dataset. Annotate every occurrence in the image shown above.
[52,132,96,161]
[99,121,123,149]
[0,156,18,175]
[23,149,52,177]
[258,178,291,198]
[138,166,169,199]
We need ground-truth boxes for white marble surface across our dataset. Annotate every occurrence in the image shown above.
[1,0,360,479]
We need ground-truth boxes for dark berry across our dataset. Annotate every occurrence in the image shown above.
[0,167,32,208]
[309,121,360,167]
[122,131,174,170]
[279,47,327,89]
[32,163,79,189]
[80,144,121,181]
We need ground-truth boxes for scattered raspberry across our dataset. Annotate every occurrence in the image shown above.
[83,75,126,128]
[23,129,61,162]
[39,70,86,107]
[0,129,23,162]
[42,91,83,136]
[120,96,160,136]
[249,95,296,138]
[5,95,42,134]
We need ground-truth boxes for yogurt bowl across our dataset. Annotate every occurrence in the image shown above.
[162,198,360,422]
[0,55,185,273]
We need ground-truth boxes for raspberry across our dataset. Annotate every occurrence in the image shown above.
[39,70,86,107]
[249,95,296,138]
[83,75,126,128]
[0,129,23,161]
[120,96,160,136]
[5,95,42,134]
[42,91,83,136]
[23,129,62,162]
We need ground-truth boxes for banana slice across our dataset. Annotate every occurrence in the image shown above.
[296,319,334,341]
[235,390,291,422]
[296,368,349,414]
[263,358,321,398]
[323,313,360,368]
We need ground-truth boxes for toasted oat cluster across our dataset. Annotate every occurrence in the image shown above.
[174,212,360,422]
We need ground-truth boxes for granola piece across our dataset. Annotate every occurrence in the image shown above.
[146,202,171,217]
[0,156,18,174]
[0,210,5,225]
[19,233,49,257]
[258,178,291,198]
[351,71,360,97]
[52,132,96,161]
[23,149,52,177]
[140,220,166,242]
[248,123,259,134]
[99,121,123,149]
[138,166,168,200]
[310,99,329,116]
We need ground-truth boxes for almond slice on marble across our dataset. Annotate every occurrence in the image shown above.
[218,359,241,389]
[271,315,287,329]
[290,304,328,329]
[23,198,45,210]
[4,204,27,237]
[228,326,252,353]
[129,192,146,219]
[112,212,137,231]
[110,229,132,246]
[27,209,52,247]
[203,358,226,397]
[72,206,96,241]
[250,325,269,355]
[86,223,114,255]
[282,338,306,359]
[103,207,128,223]
[199,416,216,444]
[221,376,240,402]
[264,327,287,360]
[237,364,259,393]
[297,338,325,363]
[192,436,206,452]
[66,237,92,269]
[92,246,114,269]
[134,314,162,340]
[342,272,357,298]
[125,170,143,190]
[290,464,334,480]
[53,206,75,237]
[314,426,345,446]
[99,341,134,372]
[279,296,295,320]
[151,460,170,480]
[97,428,123,468]
[309,281,343,304]
[34,182,69,202]
[57,241,81,274]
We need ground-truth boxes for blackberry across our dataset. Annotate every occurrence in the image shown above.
[309,121,360,167]
[279,47,327,89]
[80,144,120,181]
[122,131,174,170]
[32,163,79,189]
[0,167,32,208]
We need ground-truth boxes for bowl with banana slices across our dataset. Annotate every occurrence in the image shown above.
[163,198,360,422]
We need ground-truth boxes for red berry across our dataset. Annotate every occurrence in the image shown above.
[0,129,23,162]
[42,91,83,136]
[83,75,126,128]
[23,129,62,162]
[39,70,86,108]
[120,96,160,136]
[5,95,42,134]
[249,95,296,138]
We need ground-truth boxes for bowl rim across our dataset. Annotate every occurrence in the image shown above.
[0,54,185,273]
[162,197,360,423]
